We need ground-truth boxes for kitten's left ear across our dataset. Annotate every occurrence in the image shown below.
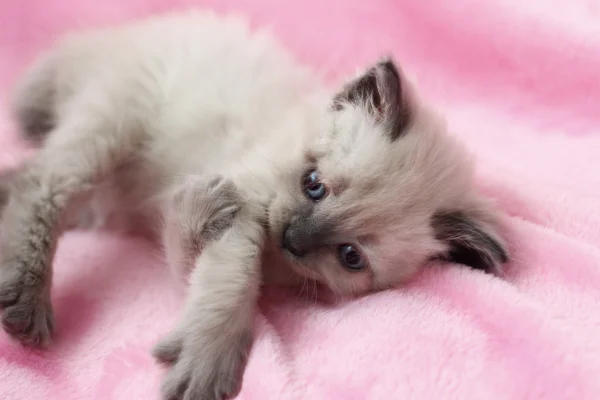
[333,57,412,141]
[431,205,510,275]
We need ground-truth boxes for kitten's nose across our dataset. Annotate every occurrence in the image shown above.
[283,225,307,257]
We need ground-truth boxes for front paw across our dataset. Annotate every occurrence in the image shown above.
[154,329,252,400]
[0,265,54,347]
[172,175,242,242]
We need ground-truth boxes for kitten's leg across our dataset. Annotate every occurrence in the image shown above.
[154,199,264,400]
[0,112,140,346]
[155,175,243,359]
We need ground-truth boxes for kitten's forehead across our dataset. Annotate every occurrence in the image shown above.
[322,109,419,182]
[322,109,397,175]
[315,105,474,235]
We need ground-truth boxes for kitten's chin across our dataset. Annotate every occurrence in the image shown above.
[267,248,347,304]
[280,248,303,270]
[283,255,325,282]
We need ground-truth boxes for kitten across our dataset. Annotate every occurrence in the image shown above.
[0,10,509,400]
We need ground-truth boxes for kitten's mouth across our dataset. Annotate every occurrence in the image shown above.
[281,240,301,263]
[285,259,313,280]
[278,242,323,281]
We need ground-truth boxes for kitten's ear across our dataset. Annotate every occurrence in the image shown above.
[333,57,412,140]
[431,206,509,275]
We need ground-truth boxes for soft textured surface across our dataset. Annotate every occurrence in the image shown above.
[2,0,600,399]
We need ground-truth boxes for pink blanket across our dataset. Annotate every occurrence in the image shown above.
[2,0,600,399]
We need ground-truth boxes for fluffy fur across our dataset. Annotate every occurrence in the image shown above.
[0,10,508,400]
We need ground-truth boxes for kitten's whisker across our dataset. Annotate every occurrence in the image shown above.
[304,275,309,307]
[311,271,318,307]
[297,274,306,302]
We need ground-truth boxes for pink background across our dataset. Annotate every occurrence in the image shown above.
[1,0,600,399]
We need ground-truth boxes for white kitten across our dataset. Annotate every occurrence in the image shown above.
[0,10,508,400]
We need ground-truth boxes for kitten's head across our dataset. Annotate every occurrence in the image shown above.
[268,58,508,298]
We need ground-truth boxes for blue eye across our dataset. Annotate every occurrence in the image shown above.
[302,170,327,201]
[338,244,366,271]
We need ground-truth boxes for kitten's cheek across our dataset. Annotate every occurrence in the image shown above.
[267,204,284,239]
[268,199,290,238]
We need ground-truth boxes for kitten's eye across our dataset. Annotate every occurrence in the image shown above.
[302,169,328,201]
[338,244,367,271]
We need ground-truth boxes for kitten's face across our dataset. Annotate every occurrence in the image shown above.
[268,59,508,298]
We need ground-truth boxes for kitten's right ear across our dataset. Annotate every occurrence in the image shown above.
[431,207,509,275]
[333,57,412,141]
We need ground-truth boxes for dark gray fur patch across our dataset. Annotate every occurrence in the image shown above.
[332,72,380,112]
[16,107,55,143]
[283,205,335,256]
[12,55,57,145]
[178,176,242,260]
[199,177,241,241]
[431,210,508,273]
[332,57,411,141]
[0,170,14,216]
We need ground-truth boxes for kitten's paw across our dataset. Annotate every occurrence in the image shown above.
[172,175,242,242]
[201,176,242,240]
[0,266,54,347]
[157,329,251,400]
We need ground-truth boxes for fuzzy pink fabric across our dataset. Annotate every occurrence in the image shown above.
[2,0,600,399]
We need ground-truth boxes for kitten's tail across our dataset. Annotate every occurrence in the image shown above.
[11,51,57,145]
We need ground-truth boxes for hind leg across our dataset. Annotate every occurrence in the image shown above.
[0,98,142,346]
